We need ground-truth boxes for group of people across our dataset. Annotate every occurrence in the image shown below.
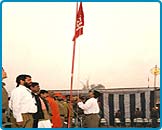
[114,107,159,127]
[2,68,102,128]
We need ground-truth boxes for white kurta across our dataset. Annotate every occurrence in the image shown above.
[9,85,37,122]
[77,97,99,114]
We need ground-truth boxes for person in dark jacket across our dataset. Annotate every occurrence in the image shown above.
[150,107,159,128]
[134,108,142,118]
[115,110,121,118]
[30,82,52,128]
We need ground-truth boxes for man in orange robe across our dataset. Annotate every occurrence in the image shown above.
[39,90,62,128]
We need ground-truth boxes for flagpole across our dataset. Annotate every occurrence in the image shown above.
[68,2,78,128]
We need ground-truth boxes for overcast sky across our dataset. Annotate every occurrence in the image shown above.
[2,2,160,94]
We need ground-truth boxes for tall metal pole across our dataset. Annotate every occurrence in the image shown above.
[150,65,160,89]
[150,65,160,107]
[154,74,157,88]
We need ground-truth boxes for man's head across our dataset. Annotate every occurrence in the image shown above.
[136,108,139,111]
[54,92,63,101]
[30,82,40,93]
[39,90,49,98]
[88,90,94,98]
[88,89,101,98]
[2,67,7,80]
[16,74,32,88]
[48,90,55,97]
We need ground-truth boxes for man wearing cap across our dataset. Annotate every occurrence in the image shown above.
[77,90,101,128]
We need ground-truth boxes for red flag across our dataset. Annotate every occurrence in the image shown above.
[72,2,84,41]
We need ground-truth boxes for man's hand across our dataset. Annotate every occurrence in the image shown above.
[77,97,82,102]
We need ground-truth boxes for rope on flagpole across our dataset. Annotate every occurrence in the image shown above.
[76,30,81,128]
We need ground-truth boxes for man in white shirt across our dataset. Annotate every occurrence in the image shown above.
[77,90,101,127]
[9,74,37,128]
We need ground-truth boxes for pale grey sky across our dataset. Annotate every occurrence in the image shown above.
[2,2,160,94]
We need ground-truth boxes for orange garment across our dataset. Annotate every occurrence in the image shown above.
[46,97,62,128]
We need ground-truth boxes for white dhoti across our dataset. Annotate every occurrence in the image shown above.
[38,119,52,128]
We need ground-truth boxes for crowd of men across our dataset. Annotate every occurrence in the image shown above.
[2,68,101,128]
[114,107,159,128]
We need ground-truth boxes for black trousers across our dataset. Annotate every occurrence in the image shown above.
[33,119,39,128]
